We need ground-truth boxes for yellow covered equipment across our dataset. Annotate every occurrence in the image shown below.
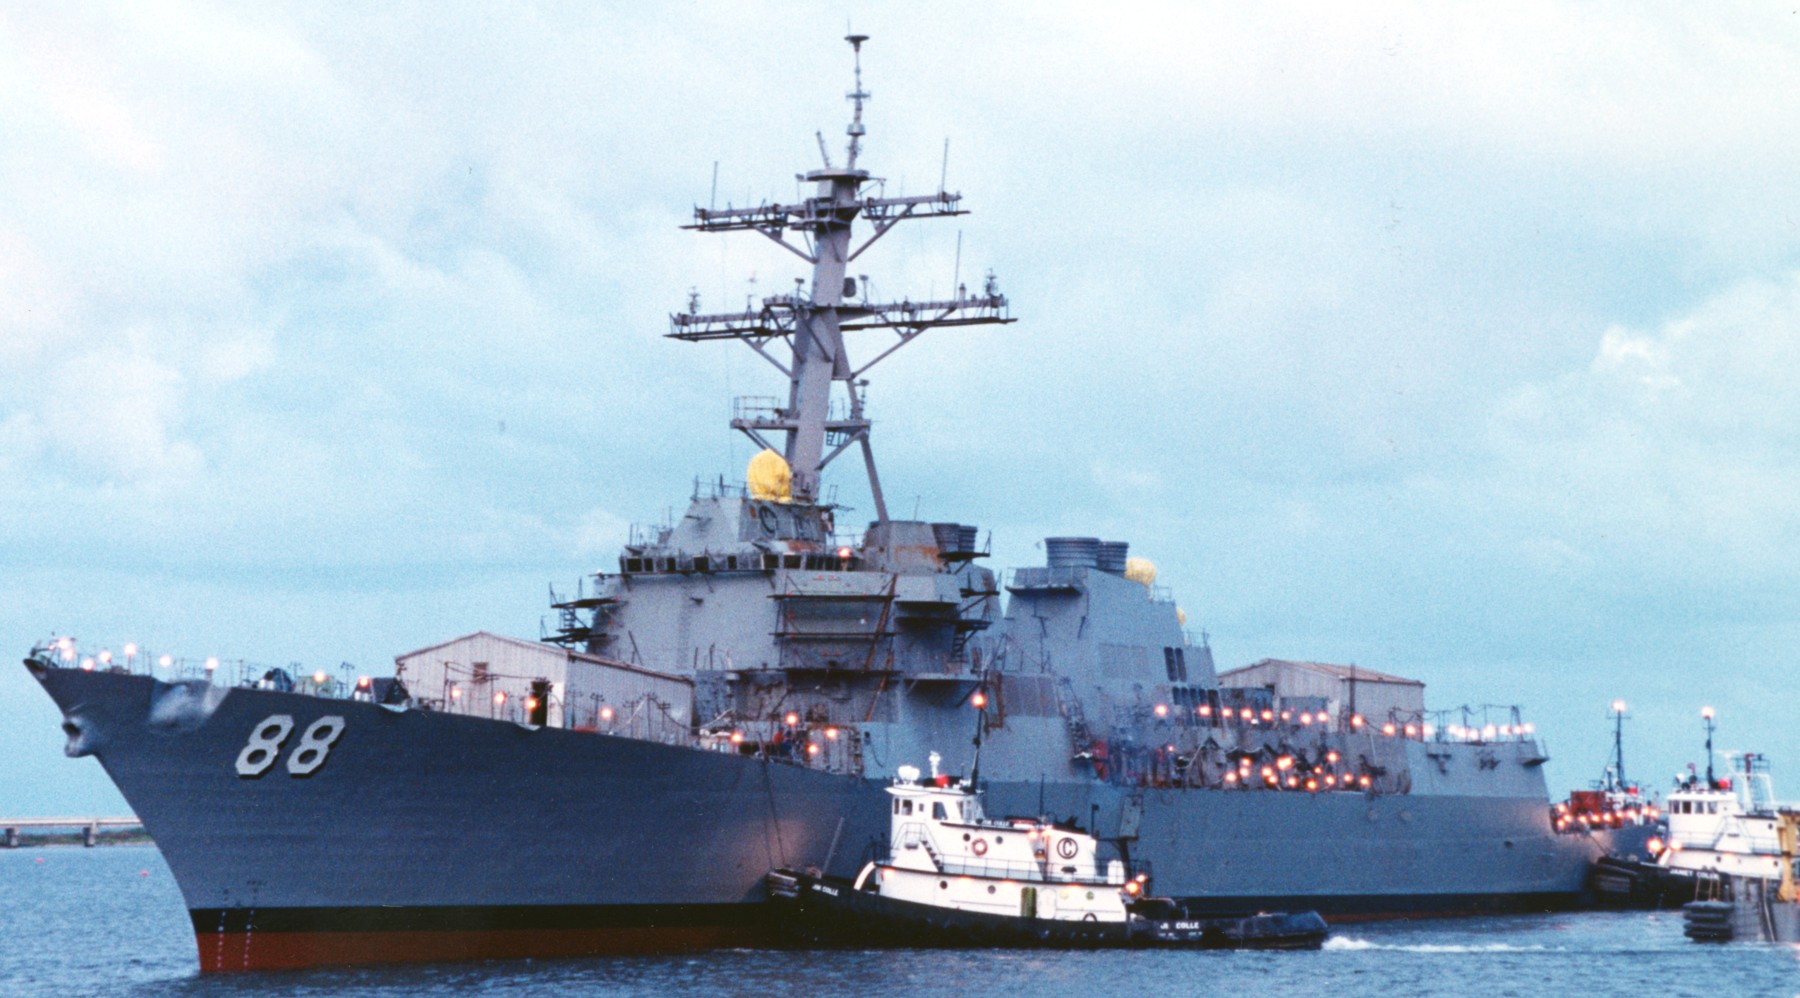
[747,449,793,502]
[1124,557,1157,589]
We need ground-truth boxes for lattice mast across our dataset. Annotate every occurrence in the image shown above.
[669,34,1013,524]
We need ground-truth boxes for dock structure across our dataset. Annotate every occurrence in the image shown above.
[2,816,143,847]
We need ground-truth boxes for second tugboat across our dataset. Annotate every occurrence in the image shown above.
[768,753,1328,950]
[1590,708,1800,932]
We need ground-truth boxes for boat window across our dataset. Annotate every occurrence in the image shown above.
[902,800,913,816]
[932,802,948,820]
[1162,647,1189,682]
[892,799,899,814]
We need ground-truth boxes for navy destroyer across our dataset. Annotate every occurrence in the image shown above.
[25,36,1608,972]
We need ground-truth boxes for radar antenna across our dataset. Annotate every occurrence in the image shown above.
[669,35,1014,520]
[845,33,869,170]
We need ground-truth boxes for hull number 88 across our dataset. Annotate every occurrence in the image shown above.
[236,714,346,778]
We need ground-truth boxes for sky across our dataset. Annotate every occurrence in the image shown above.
[4,1,1799,815]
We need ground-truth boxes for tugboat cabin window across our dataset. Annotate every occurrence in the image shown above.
[932,802,948,820]
[902,800,913,815]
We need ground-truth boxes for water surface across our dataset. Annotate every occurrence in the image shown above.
[6,846,1796,997]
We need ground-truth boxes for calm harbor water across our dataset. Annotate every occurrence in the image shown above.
[5,845,1796,997]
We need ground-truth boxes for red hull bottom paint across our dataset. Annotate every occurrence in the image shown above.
[195,926,768,973]
[189,891,1579,971]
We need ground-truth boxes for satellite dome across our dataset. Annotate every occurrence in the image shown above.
[1124,557,1157,589]
[747,449,792,502]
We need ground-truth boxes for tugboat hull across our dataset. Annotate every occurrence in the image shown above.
[765,869,1328,950]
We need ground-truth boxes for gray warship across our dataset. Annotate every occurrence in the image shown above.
[25,36,1609,972]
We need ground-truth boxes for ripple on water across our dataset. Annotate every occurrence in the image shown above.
[8,850,1798,998]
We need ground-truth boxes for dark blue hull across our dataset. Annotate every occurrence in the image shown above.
[29,662,1598,971]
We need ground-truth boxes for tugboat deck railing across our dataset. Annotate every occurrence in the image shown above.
[932,856,1127,885]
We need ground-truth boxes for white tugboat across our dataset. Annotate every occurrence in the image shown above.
[767,754,1328,949]
[1660,753,1794,884]
[1590,709,1800,940]
[1671,751,1800,943]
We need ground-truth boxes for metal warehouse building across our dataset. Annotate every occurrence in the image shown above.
[1217,658,1426,727]
[394,631,693,739]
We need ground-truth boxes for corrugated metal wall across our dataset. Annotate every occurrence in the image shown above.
[395,632,692,741]
[1219,661,1425,725]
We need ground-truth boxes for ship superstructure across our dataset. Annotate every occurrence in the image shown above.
[26,36,1605,973]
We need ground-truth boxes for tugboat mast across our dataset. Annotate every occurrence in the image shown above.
[1702,705,1717,787]
[1607,698,1628,792]
[669,35,1013,522]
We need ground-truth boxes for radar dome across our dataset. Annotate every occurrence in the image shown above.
[747,449,792,502]
[1124,557,1157,589]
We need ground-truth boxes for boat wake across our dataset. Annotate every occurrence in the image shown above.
[1323,937,1557,954]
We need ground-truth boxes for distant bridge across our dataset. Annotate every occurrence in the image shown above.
[2,817,143,847]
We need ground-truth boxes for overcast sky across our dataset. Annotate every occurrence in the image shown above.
[5,2,1799,815]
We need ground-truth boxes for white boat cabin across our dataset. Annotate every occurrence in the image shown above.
[853,755,1139,923]
[1659,764,1796,882]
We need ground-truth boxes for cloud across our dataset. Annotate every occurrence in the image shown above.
[36,342,203,483]
[3,1,1800,812]
[1487,271,1800,592]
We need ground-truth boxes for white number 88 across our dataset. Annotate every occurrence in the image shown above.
[286,716,346,776]
[234,714,346,778]
[235,714,294,777]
